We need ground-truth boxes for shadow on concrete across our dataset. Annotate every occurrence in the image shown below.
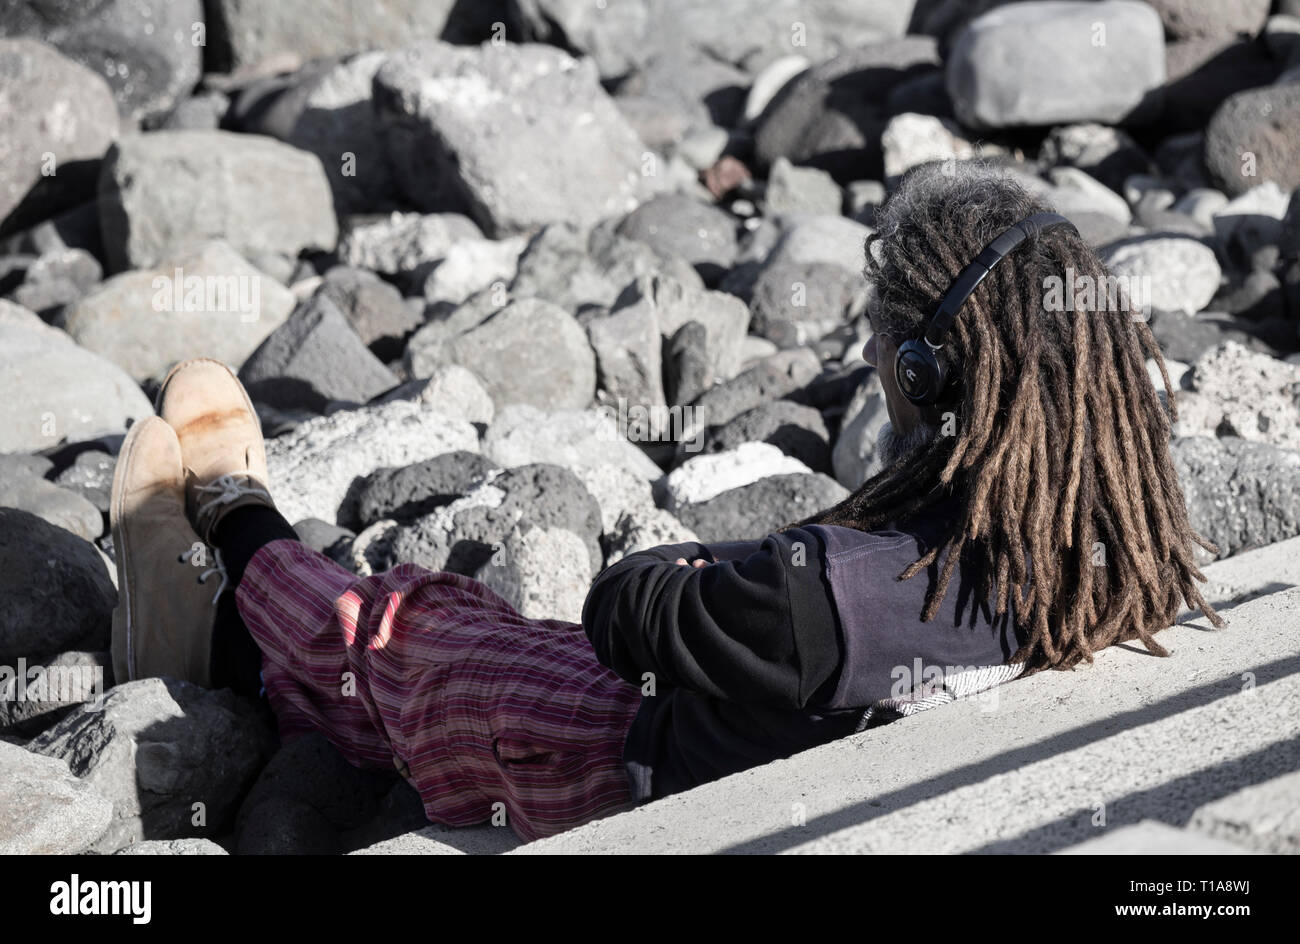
[968,732,1300,854]
[715,653,1300,854]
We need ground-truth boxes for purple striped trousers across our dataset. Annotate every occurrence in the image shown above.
[235,540,643,843]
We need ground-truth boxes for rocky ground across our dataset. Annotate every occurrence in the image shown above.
[1,0,1299,854]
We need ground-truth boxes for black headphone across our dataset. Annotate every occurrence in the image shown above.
[893,211,1079,406]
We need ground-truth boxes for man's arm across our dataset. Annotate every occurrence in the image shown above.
[581,527,842,709]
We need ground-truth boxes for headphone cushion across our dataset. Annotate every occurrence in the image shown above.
[895,341,943,404]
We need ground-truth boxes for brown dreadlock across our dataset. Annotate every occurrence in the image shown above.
[798,162,1223,673]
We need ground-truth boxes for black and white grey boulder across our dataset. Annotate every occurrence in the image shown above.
[28,678,274,854]
[349,451,495,530]
[391,464,604,577]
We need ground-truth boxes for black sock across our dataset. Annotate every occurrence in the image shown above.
[210,505,300,696]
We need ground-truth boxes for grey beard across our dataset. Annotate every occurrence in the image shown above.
[876,419,938,470]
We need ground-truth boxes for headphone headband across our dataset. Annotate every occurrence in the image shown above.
[924,211,1078,347]
[894,211,1079,406]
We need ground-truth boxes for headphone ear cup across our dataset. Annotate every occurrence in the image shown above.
[894,340,942,405]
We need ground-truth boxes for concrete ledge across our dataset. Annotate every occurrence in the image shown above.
[1055,820,1254,854]
[515,587,1300,854]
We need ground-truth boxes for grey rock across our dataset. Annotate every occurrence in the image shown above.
[418,235,527,308]
[764,158,843,217]
[510,221,702,313]
[0,473,102,540]
[235,732,398,855]
[392,465,603,576]
[203,0,486,72]
[755,37,940,178]
[477,524,592,623]
[1101,236,1221,315]
[947,1,1164,130]
[64,241,298,383]
[688,348,823,428]
[703,400,831,473]
[0,39,118,235]
[1188,770,1300,855]
[0,739,112,854]
[618,44,747,130]
[375,363,496,426]
[336,212,482,278]
[264,398,481,526]
[23,247,102,294]
[612,274,749,383]
[0,301,153,451]
[351,451,494,529]
[374,42,650,236]
[1205,84,1300,197]
[1162,36,1281,133]
[664,321,714,408]
[318,266,422,362]
[98,131,338,272]
[0,0,203,122]
[1149,310,1274,363]
[0,508,116,665]
[1144,0,1270,42]
[28,677,274,854]
[764,214,871,275]
[156,92,230,131]
[1174,341,1300,451]
[0,650,111,738]
[115,837,228,855]
[239,292,399,411]
[1172,436,1300,560]
[291,518,356,564]
[664,441,813,511]
[615,193,738,281]
[282,51,403,215]
[676,472,849,543]
[1037,123,1154,194]
[568,462,658,535]
[605,507,700,565]
[587,303,665,409]
[429,298,596,412]
[483,404,665,482]
[749,259,867,347]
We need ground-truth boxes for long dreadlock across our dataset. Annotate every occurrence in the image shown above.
[797,162,1223,672]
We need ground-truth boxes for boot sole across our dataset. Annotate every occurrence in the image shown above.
[109,419,153,682]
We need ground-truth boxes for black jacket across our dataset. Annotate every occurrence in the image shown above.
[581,499,1023,802]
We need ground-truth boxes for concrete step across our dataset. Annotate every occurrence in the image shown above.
[516,583,1300,854]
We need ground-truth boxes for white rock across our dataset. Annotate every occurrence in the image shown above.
[265,400,480,525]
[664,442,812,511]
[1102,236,1221,314]
[477,525,591,624]
[483,404,665,481]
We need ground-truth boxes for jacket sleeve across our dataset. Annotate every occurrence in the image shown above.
[581,527,843,709]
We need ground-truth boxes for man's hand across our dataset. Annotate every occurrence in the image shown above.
[674,557,710,568]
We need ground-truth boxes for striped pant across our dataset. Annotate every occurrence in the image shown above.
[235,540,644,843]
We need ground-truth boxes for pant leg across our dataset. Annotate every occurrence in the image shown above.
[234,539,644,843]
